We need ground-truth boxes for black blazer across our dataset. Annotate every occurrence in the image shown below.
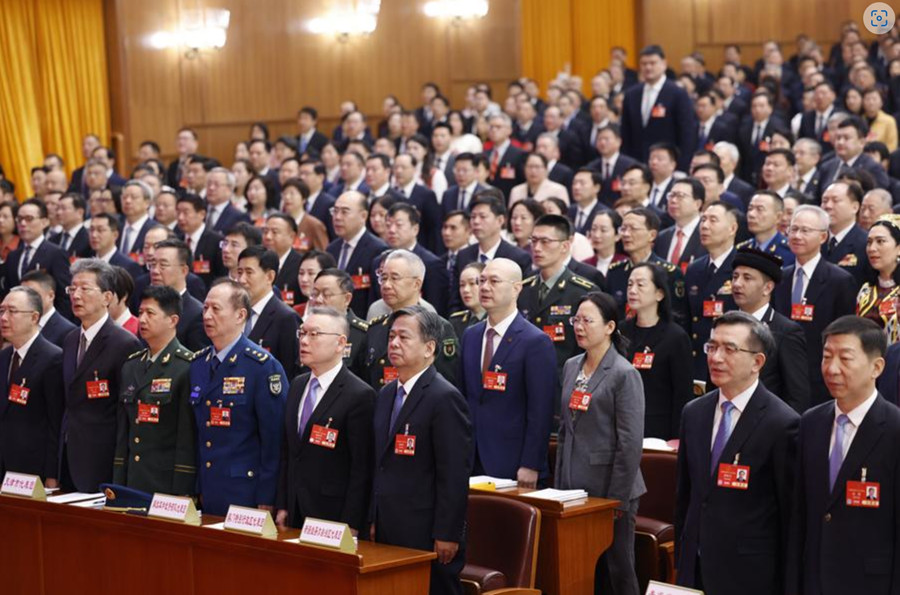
[738,117,788,184]
[49,225,91,260]
[727,176,757,209]
[249,296,301,380]
[274,249,302,301]
[177,292,210,352]
[109,250,144,279]
[4,240,72,320]
[816,153,891,200]
[485,144,526,200]
[441,183,488,218]
[758,306,810,414]
[512,121,544,150]
[297,130,329,157]
[877,342,900,406]
[555,128,586,169]
[823,223,871,289]
[790,396,900,595]
[0,335,64,481]
[191,228,226,288]
[401,184,442,254]
[276,366,375,531]
[675,383,799,594]
[698,114,739,149]
[326,232,388,317]
[118,217,156,256]
[61,317,143,492]
[41,310,76,349]
[548,161,574,193]
[307,191,337,241]
[371,365,472,551]
[586,153,641,207]
[210,202,251,235]
[621,79,698,171]
[773,259,857,406]
[653,224,706,272]
[568,200,611,236]
[449,240,532,313]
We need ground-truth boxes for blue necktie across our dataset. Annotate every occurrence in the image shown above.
[792,268,805,305]
[479,253,488,264]
[338,241,351,270]
[710,401,735,474]
[19,245,32,279]
[829,414,850,491]
[389,386,406,436]
[299,377,320,436]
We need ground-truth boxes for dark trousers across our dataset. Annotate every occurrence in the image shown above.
[595,498,640,595]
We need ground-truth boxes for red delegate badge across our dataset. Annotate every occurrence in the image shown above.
[543,324,565,342]
[717,463,750,489]
[791,303,815,322]
[703,300,724,318]
[8,383,29,405]
[352,274,371,290]
[483,370,508,391]
[383,367,399,384]
[395,434,416,456]
[137,402,160,424]
[210,407,231,427]
[309,424,338,449]
[281,290,295,305]
[568,390,591,411]
[193,259,211,274]
[632,352,654,370]
[847,481,880,508]
[86,378,111,399]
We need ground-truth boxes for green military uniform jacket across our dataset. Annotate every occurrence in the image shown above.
[449,309,486,341]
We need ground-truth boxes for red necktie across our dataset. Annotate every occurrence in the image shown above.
[490,151,500,179]
[670,229,685,265]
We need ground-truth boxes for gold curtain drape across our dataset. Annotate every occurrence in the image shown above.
[0,0,110,200]
[520,0,636,95]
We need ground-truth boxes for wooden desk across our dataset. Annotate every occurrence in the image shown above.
[472,488,619,595]
[0,495,435,595]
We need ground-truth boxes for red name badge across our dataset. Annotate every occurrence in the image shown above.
[294,236,311,252]
[880,299,897,317]
[137,402,160,424]
[847,481,880,508]
[500,165,516,180]
[611,178,621,192]
[383,366,399,384]
[543,324,565,342]
[86,379,111,399]
[632,352,655,370]
[395,434,416,456]
[69,255,78,264]
[281,290,295,305]
[651,104,666,118]
[717,463,750,489]
[759,139,770,152]
[680,261,689,275]
[352,274,371,290]
[483,370,508,391]
[8,384,29,405]
[568,390,591,411]
[791,303,815,322]
[309,425,339,449]
[210,407,231,427]
[193,259,211,274]
[703,300,724,318]
[128,252,143,264]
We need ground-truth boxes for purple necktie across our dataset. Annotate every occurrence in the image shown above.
[389,386,406,436]
[829,414,850,491]
[298,377,320,436]
[710,401,735,474]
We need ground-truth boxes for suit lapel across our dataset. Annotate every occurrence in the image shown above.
[695,393,718,496]
[488,314,525,372]
[804,259,829,304]
[73,320,111,381]
[828,397,888,507]
[572,349,615,429]
[379,367,434,462]
[715,386,768,483]
[250,300,276,344]
[0,348,11,418]
[306,367,347,438]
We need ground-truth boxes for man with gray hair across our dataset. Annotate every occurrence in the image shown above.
[0,285,64,486]
[485,113,526,200]
[859,188,893,231]
[61,258,142,492]
[364,249,459,390]
[205,166,250,234]
[713,140,755,206]
[773,205,857,406]
[793,137,822,197]
[120,179,155,260]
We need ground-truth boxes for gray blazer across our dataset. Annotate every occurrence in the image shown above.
[554,347,647,505]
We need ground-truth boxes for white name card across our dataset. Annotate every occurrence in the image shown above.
[148,494,200,525]
[299,517,356,553]
[223,505,277,539]
[646,581,704,595]
[0,472,45,500]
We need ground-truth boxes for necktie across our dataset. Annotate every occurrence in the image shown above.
[650,188,659,207]
[244,311,254,336]
[591,126,599,147]
[19,245,32,278]
[459,189,467,210]
[186,236,193,253]
[753,124,763,146]
[447,252,456,272]
[826,236,838,256]
[298,377,320,436]
[8,351,21,385]
[338,241,351,270]
[815,113,824,137]
[482,328,497,373]
[207,206,219,229]
[300,136,309,154]
[710,401,736,473]
[829,414,851,491]
[76,333,87,368]
[479,253,488,264]
[538,282,551,304]
[576,211,586,232]
[641,88,653,126]
[62,232,71,251]
[435,157,443,171]
[490,151,500,179]
[670,229,686,265]
[389,385,406,436]
[833,162,849,184]
[792,268,805,304]
[121,225,134,253]
[603,161,611,180]
[698,122,708,148]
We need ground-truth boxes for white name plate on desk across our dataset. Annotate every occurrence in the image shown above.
[646,581,704,595]
[223,505,277,539]
[1,472,45,500]
[148,494,200,525]
[299,517,356,552]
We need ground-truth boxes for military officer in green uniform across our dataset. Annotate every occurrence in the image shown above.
[114,286,197,496]
[364,250,459,389]
[517,215,598,380]
[306,268,369,377]
[449,261,487,339]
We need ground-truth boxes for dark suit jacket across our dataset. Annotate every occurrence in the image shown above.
[759,306,810,414]
[130,272,207,314]
[210,202,252,235]
[799,168,823,199]
[738,117,788,183]
[5,239,73,320]
[371,365,472,552]
[277,366,375,531]
[401,184,442,254]
[459,314,557,479]
[698,114,739,150]
[249,295,302,379]
[41,311,76,348]
[109,250,144,279]
[798,107,842,152]
[274,249,302,301]
[486,144,526,200]
[773,258,857,406]
[0,335,64,481]
[877,342,900,406]
[441,183,488,218]
[297,130,329,157]
[61,317,143,492]
[675,383,799,593]
[621,79,698,171]
[177,292,210,352]
[823,223,871,288]
[790,396,900,595]
[512,121,544,150]
[191,228,226,288]
[816,154,891,200]
[307,191,337,241]
[727,176,757,209]
[568,200,611,236]
[49,225,91,260]
[554,128,586,169]
[654,224,707,272]
[449,240,532,313]
[118,217,155,256]
[586,153,641,207]
[548,162,574,193]
[326,232,388,317]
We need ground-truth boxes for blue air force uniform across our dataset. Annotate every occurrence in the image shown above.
[736,231,794,266]
[189,334,287,516]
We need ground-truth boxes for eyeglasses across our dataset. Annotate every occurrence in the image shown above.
[529,236,565,247]
[703,341,762,356]
[377,273,416,285]
[666,191,693,201]
[0,307,36,317]
[65,285,102,296]
[618,225,647,233]
[569,316,599,327]
[329,207,354,217]
[219,240,245,250]
[787,226,827,236]
[15,215,41,224]
[297,329,344,340]
[309,290,347,300]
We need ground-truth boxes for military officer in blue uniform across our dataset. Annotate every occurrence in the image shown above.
[738,190,794,266]
[189,279,287,516]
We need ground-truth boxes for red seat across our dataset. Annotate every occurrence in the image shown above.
[634,450,679,590]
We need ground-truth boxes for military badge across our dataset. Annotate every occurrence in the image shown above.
[269,374,283,395]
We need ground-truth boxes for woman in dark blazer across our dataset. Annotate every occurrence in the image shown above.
[555,291,645,595]
[620,262,694,440]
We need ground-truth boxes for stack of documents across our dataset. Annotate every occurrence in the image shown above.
[524,488,588,502]
[47,492,106,507]
[469,475,518,490]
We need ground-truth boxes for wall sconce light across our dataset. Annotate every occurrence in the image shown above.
[306,1,380,42]
[423,0,489,22]
[148,8,231,58]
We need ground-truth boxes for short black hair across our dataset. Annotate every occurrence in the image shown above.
[672,177,706,203]
[443,209,470,225]
[20,197,48,219]
[281,177,310,200]
[624,163,653,185]
[597,122,622,139]
[141,285,183,317]
[140,140,161,154]
[238,245,280,274]
[534,214,573,239]
[111,265,135,302]
[249,138,272,152]
[711,310,776,358]
[649,142,679,164]
[155,238,191,267]
[693,162,726,184]
[93,212,120,235]
[299,106,318,120]
[315,267,355,295]
[387,202,421,226]
[624,207,661,231]
[299,250,337,270]
[469,188,507,217]
[21,269,56,293]
[766,148,796,166]
[225,222,262,246]
[176,193,206,214]
[640,44,666,59]
[823,315,887,359]
[367,153,392,170]
[838,115,869,139]
[575,168,603,187]
[267,211,299,235]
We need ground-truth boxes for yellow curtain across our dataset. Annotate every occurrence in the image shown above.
[0,0,110,200]
[521,0,636,95]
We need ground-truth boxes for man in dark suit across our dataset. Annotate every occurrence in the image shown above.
[60,259,143,492]
[542,106,585,169]
[441,153,484,217]
[298,160,337,240]
[129,225,208,312]
[370,306,472,595]
[790,316,900,595]
[296,106,329,157]
[21,270,76,348]
[713,141,757,208]
[449,191,532,313]
[326,191,388,317]
[512,99,544,152]
[4,199,72,320]
[177,194,226,289]
[165,128,198,189]
[568,169,610,236]
[238,246,301,379]
[621,45,697,171]
[794,138,824,198]
[821,180,870,287]
[205,167,252,234]
[261,213,302,304]
[717,75,749,122]
[695,92,738,151]
[119,180,157,261]
[150,239,210,352]
[675,312,799,594]
[773,205,857,407]
[816,116,891,199]
[67,133,101,194]
[737,90,787,185]
[87,213,144,279]
[460,258,557,486]
[276,307,375,532]
[798,81,840,152]
[731,248,809,412]
[50,193,91,260]
[332,150,370,198]
[0,286,64,485]
[654,178,707,274]
[393,153,443,254]
[484,113,526,200]
[585,124,640,207]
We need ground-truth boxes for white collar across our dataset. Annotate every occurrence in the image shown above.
[676,215,701,238]
[747,303,769,321]
[374,183,391,197]
[252,290,276,317]
[645,76,666,94]
[188,224,206,248]
[13,330,41,362]
[397,366,430,401]
[463,180,479,194]
[38,307,56,328]
[114,308,133,327]
[98,247,117,262]
[308,361,343,397]
[401,180,417,197]
[486,309,518,340]
[718,378,759,411]
[578,198,599,215]
[81,312,109,344]
[836,389,879,427]
[125,213,149,231]
[478,238,503,261]
[24,235,44,251]
[710,246,733,270]
[797,252,822,280]
[344,226,367,248]
[63,221,84,236]
[831,222,856,244]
